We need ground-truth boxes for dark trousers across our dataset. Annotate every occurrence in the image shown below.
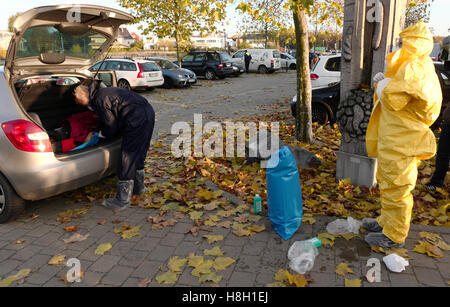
[430,123,450,187]
[245,61,250,73]
[118,105,155,181]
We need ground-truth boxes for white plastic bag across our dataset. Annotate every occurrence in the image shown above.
[288,240,318,274]
[383,254,409,273]
[326,217,362,235]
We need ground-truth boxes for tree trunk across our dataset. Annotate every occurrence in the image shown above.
[293,5,313,143]
[175,30,181,68]
[265,23,268,49]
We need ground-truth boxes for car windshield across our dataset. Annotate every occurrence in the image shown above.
[16,26,108,59]
[160,60,179,69]
[220,53,232,62]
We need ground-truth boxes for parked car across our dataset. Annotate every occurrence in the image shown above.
[147,57,197,88]
[0,4,133,223]
[177,51,233,80]
[231,62,245,77]
[290,63,450,127]
[89,58,164,91]
[289,52,320,67]
[280,53,296,70]
[431,43,441,62]
[310,54,341,89]
[231,49,282,74]
[290,82,341,125]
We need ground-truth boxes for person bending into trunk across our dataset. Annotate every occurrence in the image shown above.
[74,79,155,211]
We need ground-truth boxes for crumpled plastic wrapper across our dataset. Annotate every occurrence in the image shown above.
[383,254,409,273]
[326,217,362,235]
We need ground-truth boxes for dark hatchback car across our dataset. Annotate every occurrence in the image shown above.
[178,51,234,80]
[290,63,450,127]
[290,82,340,125]
[231,62,245,77]
[147,57,197,88]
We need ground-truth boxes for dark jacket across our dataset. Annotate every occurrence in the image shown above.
[87,81,153,137]
[443,103,450,125]
[244,53,252,63]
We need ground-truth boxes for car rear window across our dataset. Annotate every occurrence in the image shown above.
[325,57,341,72]
[209,53,220,61]
[219,53,232,62]
[141,62,160,72]
[273,51,281,58]
[16,26,107,60]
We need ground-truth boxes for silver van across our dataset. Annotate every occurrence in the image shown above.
[0,5,133,223]
[231,49,282,73]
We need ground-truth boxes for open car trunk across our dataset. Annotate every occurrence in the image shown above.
[15,76,114,155]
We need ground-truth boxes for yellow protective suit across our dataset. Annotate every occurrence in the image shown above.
[366,22,442,244]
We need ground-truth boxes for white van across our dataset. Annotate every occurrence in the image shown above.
[231,49,282,73]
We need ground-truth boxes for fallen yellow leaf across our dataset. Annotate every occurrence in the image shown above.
[335,263,354,276]
[345,278,362,287]
[48,255,67,265]
[95,243,113,255]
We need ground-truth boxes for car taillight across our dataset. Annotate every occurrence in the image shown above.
[218,63,224,69]
[2,120,52,153]
[271,60,274,66]
[137,63,144,78]
[311,73,319,80]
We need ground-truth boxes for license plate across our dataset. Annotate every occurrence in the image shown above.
[226,63,231,67]
[189,78,196,83]
[149,73,159,77]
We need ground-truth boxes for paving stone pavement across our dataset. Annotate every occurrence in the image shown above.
[0,200,449,288]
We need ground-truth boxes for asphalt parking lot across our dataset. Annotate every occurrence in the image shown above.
[140,71,298,137]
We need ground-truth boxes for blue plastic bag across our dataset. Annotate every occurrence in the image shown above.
[71,132,100,151]
[266,146,303,240]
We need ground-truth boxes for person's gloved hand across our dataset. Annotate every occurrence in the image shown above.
[376,77,392,106]
[84,132,94,143]
[373,72,386,83]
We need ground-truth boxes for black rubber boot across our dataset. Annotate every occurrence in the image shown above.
[364,232,405,248]
[133,169,147,196]
[102,180,134,211]
[362,218,383,232]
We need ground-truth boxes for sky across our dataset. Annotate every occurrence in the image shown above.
[0,0,448,37]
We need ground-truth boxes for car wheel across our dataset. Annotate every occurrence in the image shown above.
[0,173,25,224]
[312,103,329,125]
[290,63,297,70]
[205,69,216,80]
[258,65,269,74]
[117,79,131,90]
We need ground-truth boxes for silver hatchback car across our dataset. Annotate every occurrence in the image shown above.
[0,5,133,223]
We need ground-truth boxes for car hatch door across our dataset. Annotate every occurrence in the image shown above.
[97,70,117,87]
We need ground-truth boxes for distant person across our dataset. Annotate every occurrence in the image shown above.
[74,79,155,211]
[244,50,252,73]
[426,104,450,191]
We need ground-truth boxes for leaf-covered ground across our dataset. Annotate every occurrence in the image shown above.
[9,102,448,287]
[63,102,449,228]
